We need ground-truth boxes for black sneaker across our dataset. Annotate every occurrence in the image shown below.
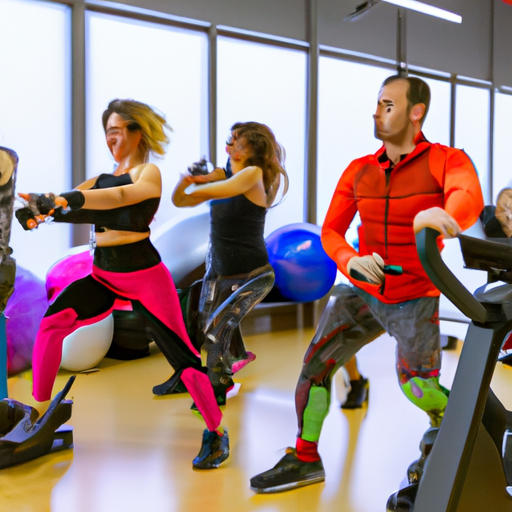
[250,448,325,493]
[192,428,230,469]
[386,483,418,512]
[341,377,369,409]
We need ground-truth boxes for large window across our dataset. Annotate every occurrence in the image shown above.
[493,92,512,202]
[217,36,307,236]
[0,1,503,284]
[455,85,490,203]
[419,76,451,147]
[86,12,209,239]
[0,0,71,279]
[317,58,390,227]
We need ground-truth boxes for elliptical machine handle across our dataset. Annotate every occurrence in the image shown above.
[415,227,487,324]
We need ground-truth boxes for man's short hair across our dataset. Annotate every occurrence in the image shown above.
[382,75,431,125]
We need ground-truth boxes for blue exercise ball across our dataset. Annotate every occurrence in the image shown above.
[266,223,337,302]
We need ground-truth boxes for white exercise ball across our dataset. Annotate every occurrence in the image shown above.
[60,314,114,371]
[152,211,210,284]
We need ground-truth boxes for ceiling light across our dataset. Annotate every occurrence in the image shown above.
[382,0,462,23]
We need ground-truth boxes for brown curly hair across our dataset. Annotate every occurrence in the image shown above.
[229,121,288,206]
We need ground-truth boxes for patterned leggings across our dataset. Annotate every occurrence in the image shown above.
[32,240,222,431]
[296,284,443,441]
[197,264,275,380]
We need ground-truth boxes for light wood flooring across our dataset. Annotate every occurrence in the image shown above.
[2,325,512,512]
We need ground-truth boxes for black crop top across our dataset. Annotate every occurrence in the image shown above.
[52,172,160,233]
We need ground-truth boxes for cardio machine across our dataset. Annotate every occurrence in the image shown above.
[389,227,512,512]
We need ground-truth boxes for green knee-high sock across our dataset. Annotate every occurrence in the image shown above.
[301,386,330,442]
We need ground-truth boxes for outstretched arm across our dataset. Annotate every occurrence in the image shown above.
[75,175,102,191]
[410,148,484,241]
[16,163,162,230]
[72,163,161,210]
[173,166,262,207]
[172,167,227,207]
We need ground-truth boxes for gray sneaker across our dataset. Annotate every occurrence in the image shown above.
[250,448,325,493]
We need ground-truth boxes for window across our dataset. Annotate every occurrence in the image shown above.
[455,85,490,203]
[493,92,512,202]
[318,58,390,227]
[0,0,71,279]
[419,76,450,147]
[86,12,209,238]
[217,36,307,236]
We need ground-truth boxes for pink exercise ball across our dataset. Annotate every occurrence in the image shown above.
[46,249,93,304]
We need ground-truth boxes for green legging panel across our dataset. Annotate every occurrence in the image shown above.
[400,376,449,427]
[301,386,330,443]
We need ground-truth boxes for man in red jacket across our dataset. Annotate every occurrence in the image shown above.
[250,74,484,493]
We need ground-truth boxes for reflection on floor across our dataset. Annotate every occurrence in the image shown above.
[2,327,512,512]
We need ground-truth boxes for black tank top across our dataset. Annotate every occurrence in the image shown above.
[209,194,268,275]
[52,173,160,233]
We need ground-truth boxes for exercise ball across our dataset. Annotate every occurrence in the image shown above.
[60,314,114,371]
[46,250,115,371]
[46,249,92,304]
[6,266,48,376]
[152,211,210,288]
[266,223,337,302]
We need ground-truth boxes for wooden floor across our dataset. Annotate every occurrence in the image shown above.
[2,325,512,512]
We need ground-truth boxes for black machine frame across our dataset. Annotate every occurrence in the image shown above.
[411,228,512,512]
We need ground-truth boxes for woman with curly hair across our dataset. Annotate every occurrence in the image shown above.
[169,121,288,404]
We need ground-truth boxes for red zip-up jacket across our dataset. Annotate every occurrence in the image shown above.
[321,133,484,303]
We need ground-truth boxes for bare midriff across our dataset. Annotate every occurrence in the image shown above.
[96,229,149,247]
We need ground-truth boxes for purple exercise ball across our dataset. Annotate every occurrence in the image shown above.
[6,266,49,376]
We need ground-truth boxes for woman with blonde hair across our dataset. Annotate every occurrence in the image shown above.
[17,98,229,469]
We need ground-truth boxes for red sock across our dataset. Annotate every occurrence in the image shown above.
[295,437,321,462]
[504,332,512,351]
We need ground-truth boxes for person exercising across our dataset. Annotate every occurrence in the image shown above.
[250,74,484,493]
[167,122,288,405]
[16,99,229,469]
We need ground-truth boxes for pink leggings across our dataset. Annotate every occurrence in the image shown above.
[32,262,222,431]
